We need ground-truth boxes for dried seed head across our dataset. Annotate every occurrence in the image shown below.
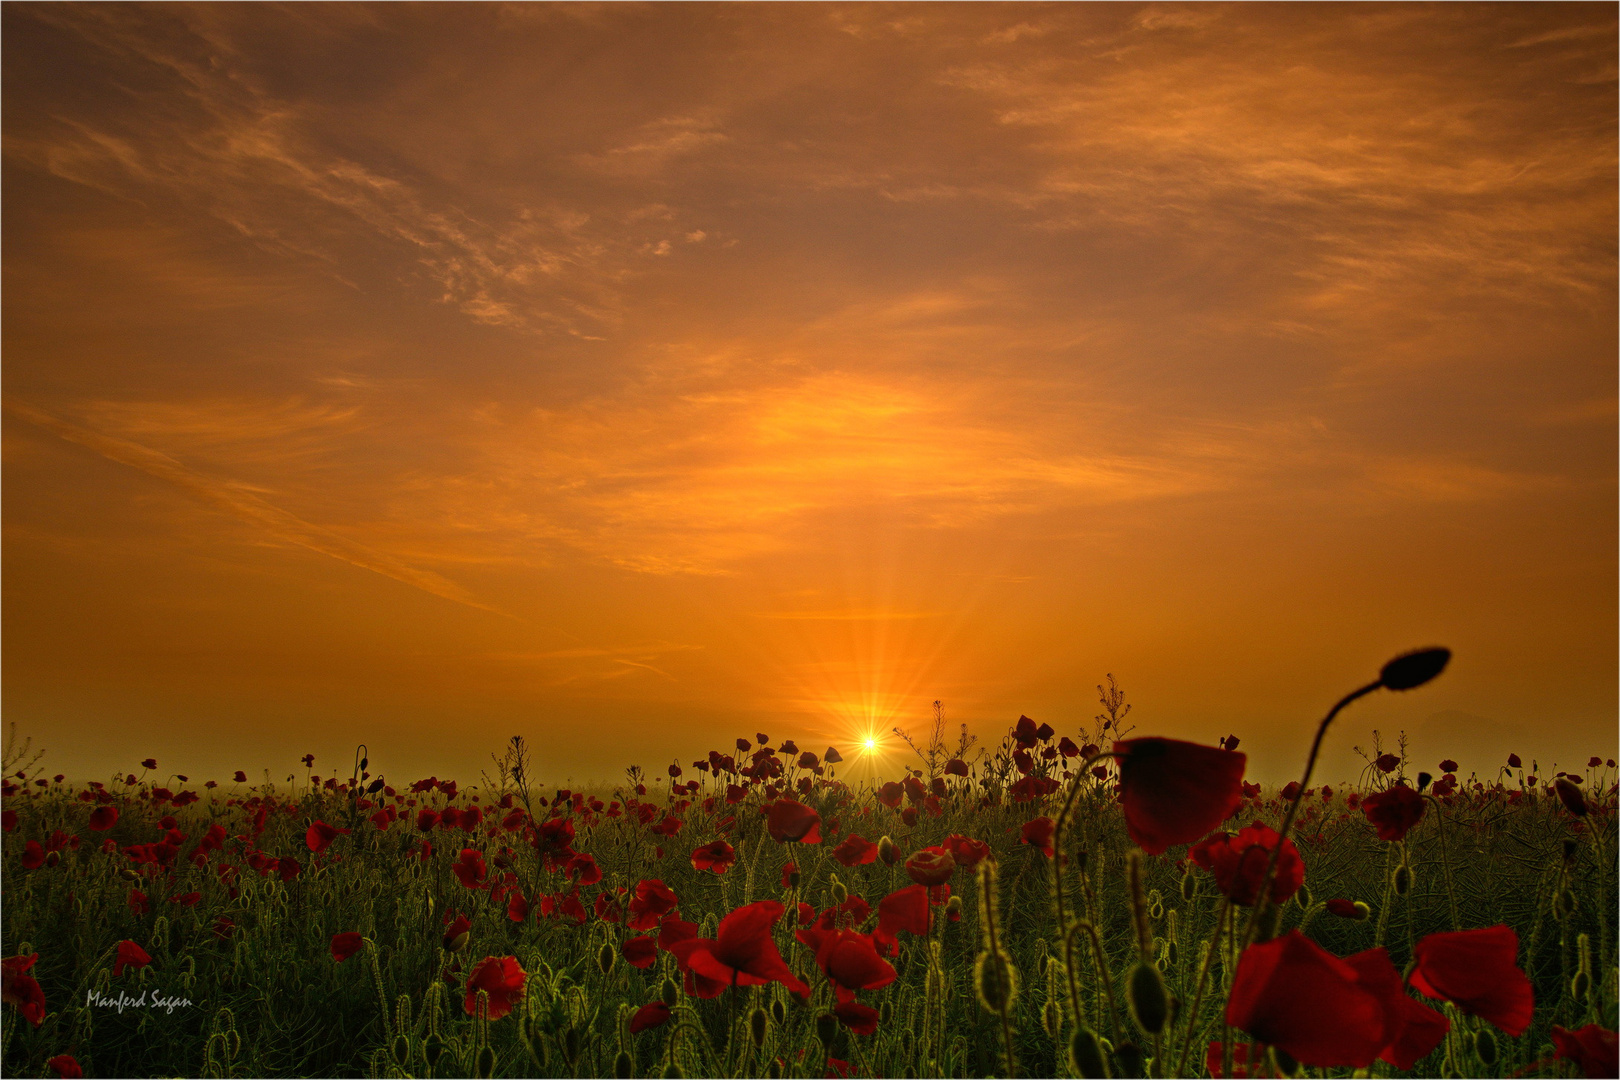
[1127,961,1168,1035]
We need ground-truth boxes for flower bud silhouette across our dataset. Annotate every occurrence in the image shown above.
[1128,961,1168,1034]
[1379,647,1451,690]
[750,1006,768,1047]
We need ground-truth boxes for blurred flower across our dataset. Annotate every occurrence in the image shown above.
[1555,778,1589,817]
[1361,785,1425,842]
[47,1055,82,1078]
[873,885,929,956]
[1325,898,1366,920]
[1020,817,1055,858]
[1409,925,1534,1036]
[767,799,822,844]
[1379,647,1450,690]
[88,806,118,832]
[1551,1024,1619,1079]
[141,759,158,771]
[1226,931,1448,1069]
[330,933,364,963]
[1115,738,1246,855]
[464,956,527,1019]
[622,936,657,969]
[832,834,878,867]
[1438,759,1458,773]
[630,1001,671,1033]
[1189,824,1303,907]
[305,820,349,854]
[1507,753,1522,769]
[2,954,45,1026]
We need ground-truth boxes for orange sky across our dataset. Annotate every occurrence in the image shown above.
[4,3,1615,787]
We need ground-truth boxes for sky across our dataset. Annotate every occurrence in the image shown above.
[3,3,1615,788]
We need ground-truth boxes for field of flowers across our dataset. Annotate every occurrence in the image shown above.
[3,650,1617,1079]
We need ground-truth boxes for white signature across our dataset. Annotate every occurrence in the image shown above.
[86,988,193,1014]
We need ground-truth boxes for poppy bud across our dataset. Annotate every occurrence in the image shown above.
[1572,970,1591,1001]
[768,1058,784,1080]
[1042,1000,1061,1038]
[662,1064,684,1079]
[120,868,141,881]
[770,999,786,1025]
[816,1012,838,1046]
[598,941,616,976]
[1295,882,1312,910]
[1179,870,1195,901]
[1393,863,1411,896]
[750,1007,768,1047]
[1475,1029,1498,1066]
[1068,1028,1108,1078]
[447,932,470,954]
[474,1045,495,1079]
[1127,961,1167,1034]
[391,1035,410,1065]
[878,835,900,866]
[1556,888,1577,920]
[424,1035,444,1067]
[945,895,963,919]
[562,1027,580,1065]
[1114,1040,1143,1079]
[1148,901,1164,921]
[880,1000,892,1023]
[360,756,369,772]
[45,851,59,867]
[1417,771,1433,792]
[786,870,800,889]
[974,950,1016,1013]
[659,977,679,1006]
[1563,839,1578,862]
[614,1050,634,1079]
[1165,940,1178,967]
[1271,1046,1300,1077]
[1379,647,1451,690]
[1555,778,1589,817]
[829,876,847,905]
[1353,900,1371,919]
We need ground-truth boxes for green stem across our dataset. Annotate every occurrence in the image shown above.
[1173,898,1232,1077]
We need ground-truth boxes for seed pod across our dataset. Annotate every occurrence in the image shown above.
[750,1007,768,1047]
[1114,1040,1143,1079]
[1068,1028,1109,1078]
[770,999,786,1026]
[1475,1028,1498,1066]
[1393,864,1411,896]
[614,1049,634,1078]
[474,1044,496,1079]
[598,941,616,976]
[816,1012,838,1047]
[1127,962,1167,1034]
[974,950,1017,1013]
[660,977,679,1007]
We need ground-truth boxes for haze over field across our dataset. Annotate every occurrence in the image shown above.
[3,3,1615,785]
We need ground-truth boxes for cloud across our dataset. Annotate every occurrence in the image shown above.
[6,400,505,616]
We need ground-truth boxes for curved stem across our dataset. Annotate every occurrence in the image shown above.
[1425,793,1461,930]
[1173,898,1233,1077]
[1242,680,1381,949]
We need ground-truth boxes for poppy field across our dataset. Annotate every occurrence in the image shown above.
[3,650,1617,1079]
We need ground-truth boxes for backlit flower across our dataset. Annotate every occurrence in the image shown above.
[464,956,527,1020]
[1361,785,1425,842]
[1551,1024,1620,1079]
[691,839,736,875]
[767,799,822,844]
[904,846,955,886]
[630,1001,671,1033]
[88,806,118,831]
[832,833,878,867]
[114,940,152,977]
[1409,925,1534,1037]
[330,932,364,963]
[305,820,349,854]
[1189,824,1303,907]
[669,901,808,995]
[1020,817,1054,858]
[1115,738,1246,855]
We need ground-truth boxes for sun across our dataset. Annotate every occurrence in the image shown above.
[864,738,876,750]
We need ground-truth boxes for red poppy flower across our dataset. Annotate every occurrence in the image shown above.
[1057,737,1081,758]
[814,929,896,1000]
[826,832,874,868]
[905,846,955,886]
[824,747,843,764]
[442,915,472,950]
[1189,824,1303,907]
[1556,778,1590,817]
[21,842,44,870]
[628,879,680,930]
[834,999,881,1035]
[691,839,736,875]
[1375,753,1400,774]
[1114,738,1246,855]
[872,884,929,955]
[623,936,657,969]
[1437,759,1458,773]
[1226,931,1448,1068]
[168,891,201,907]
[464,956,527,1020]
[1409,925,1534,1036]
[452,849,488,889]
[942,833,990,869]
[88,806,118,831]
[1361,784,1425,842]
[1326,898,1365,920]
[2,954,45,1026]
[658,914,698,952]
[1013,716,1039,747]
[127,888,149,915]
[1507,753,1522,769]
[767,799,822,844]
[1551,1024,1619,1079]
[141,759,158,771]
[114,940,152,977]
[304,820,350,854]
[669,901,808,995]
[944,758,969,776]
[630,1001,671,1034]
[1,810,15,833]
[1020,817,1055,858]
[47,1055,82,1078]
[330,932,364,963]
